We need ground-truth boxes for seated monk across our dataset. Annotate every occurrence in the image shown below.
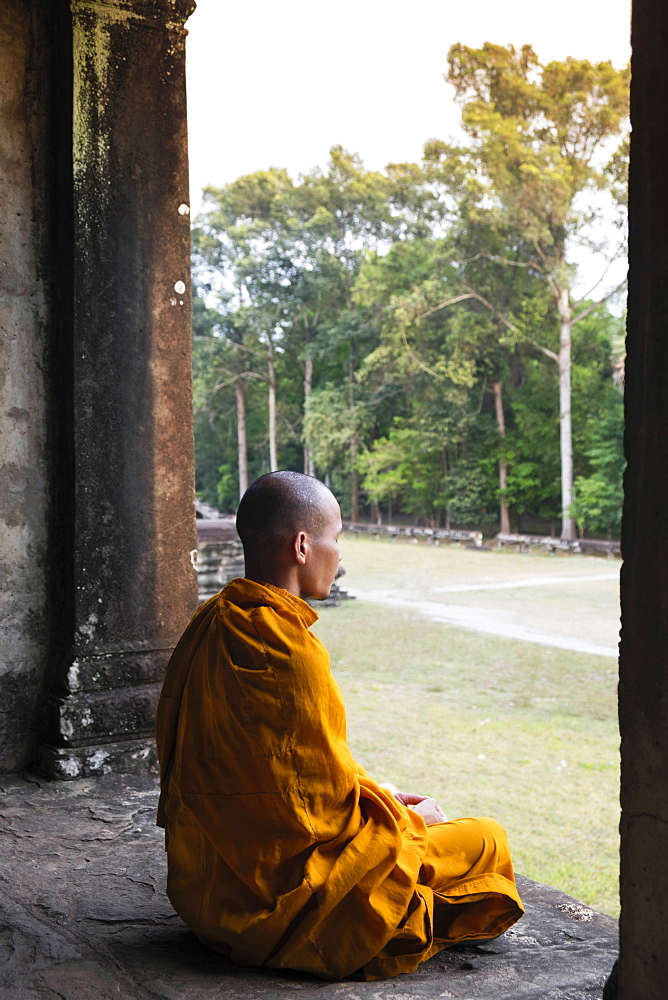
[156,471,524,981]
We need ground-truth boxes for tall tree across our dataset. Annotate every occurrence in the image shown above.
[427,43,629,538]
[289,148,398,516]
[191,294,267,508]
[194,152,397,510]
[354,226,549,531]
[193,169,299,492]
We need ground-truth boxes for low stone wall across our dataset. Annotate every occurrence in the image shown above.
[497,533,621,556]
[194,518,623,605]
[344,524,620,557]
[344,522,484,547]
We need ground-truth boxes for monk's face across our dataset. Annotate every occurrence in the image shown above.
[299,495,343,601]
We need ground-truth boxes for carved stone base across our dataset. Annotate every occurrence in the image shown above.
[35,737,158,780]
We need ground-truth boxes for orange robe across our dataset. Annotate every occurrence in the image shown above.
[156,578,523,980]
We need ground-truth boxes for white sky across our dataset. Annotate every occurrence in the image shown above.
[185,0,631,211]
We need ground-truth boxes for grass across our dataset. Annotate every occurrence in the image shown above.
[311,535,621,916]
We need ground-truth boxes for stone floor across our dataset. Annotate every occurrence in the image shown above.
[0,772,617,999]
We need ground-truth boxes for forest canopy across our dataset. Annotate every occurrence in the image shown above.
[191,44,628,538]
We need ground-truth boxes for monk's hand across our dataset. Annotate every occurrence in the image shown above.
[394,792,447,826]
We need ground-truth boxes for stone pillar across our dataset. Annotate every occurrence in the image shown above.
[618,0,668,994]
[0,0,65,772]
[37,0,198,778]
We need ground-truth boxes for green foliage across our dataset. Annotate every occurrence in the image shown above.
[443,43,629,247]
[571,473,622,536]
[505,358,561,518]
[215,463,238,511]
[358,423,449,523]
[447,455,498,525]
[304,385,365,472]
[191,47,628,535]
[571,394,625,535]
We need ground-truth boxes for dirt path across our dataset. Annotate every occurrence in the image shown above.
[432,571,619,594]
[349,584,619,658]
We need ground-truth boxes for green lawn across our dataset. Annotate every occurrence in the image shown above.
[311,535,621,916]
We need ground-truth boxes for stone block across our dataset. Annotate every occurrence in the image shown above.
[44,684,161,746]
[35,737,158,780]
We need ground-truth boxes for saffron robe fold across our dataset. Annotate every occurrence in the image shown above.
[156,578,523,980]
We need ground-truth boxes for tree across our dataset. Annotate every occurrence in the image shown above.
[353,228,547,529]
[570,312,625,536]
[193,152,398,512]
[288,148,399,518]
[412,225,551,533]
[193,169,298,493]
[191,299,268,504]
[426,43,629,538]
[189,74,628,534]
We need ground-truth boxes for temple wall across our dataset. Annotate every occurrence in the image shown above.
[0,1,60,771]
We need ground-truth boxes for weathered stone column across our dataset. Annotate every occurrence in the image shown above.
[0,0,66,773]
[37,0,198,778]
[617,0,668,995]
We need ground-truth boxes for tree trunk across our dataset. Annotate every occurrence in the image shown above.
[303,355,315,476]
[235,376,248,500]
[492,380,511,535]
[557,286,576,540]
[350,434,359,521]
[349,343,359,522]
[267,334,277,472]
[442,451,450,530]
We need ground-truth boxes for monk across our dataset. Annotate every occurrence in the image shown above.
[156,471,524,981]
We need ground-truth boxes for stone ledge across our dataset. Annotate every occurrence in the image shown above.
[34,737,158,780]
[344,522,484,547]
[0,773,617,999]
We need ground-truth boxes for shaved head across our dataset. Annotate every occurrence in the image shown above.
[236,471,338,564]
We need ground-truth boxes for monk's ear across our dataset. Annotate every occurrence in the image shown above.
[293,530,308,565]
